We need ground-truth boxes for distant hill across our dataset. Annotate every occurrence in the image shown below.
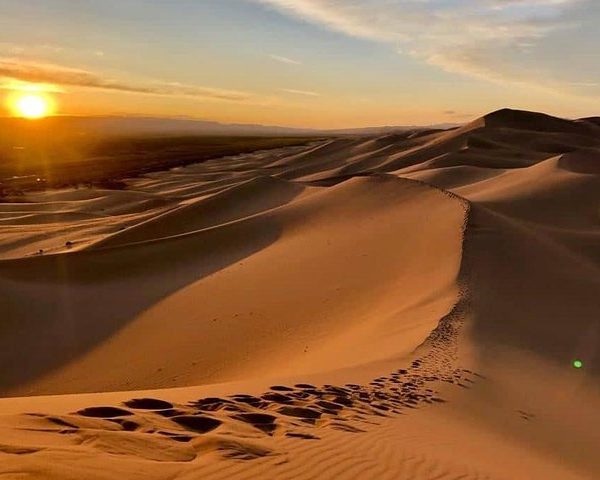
[0,115,460,139]
[325,124,459,135]
[0,116,317,138]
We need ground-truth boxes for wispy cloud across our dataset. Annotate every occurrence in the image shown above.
[443,110,474,119]
[0,79,65,93]
[0,42,26,55]
[569,81,599,87]
[1,41,109,60]
[269,54,302,65]
[0,42,66,55]
[280,88,320,96]
[0,58,253,101]
[257,0,587,93]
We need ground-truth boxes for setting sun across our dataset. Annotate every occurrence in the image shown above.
[12,93,53,119]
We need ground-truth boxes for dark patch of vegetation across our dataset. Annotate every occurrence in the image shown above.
[0,126,324,198]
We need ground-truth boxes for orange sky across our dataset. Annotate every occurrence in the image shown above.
[1,0,599,128]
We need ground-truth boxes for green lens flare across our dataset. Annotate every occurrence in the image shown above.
[573,360,583,369]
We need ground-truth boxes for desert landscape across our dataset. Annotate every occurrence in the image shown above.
[0,108,598,479]
[2,0,600,477]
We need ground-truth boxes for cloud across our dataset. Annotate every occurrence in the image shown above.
[280,88,320,96]
[0,43,26,55]
[39,45,64,53]
[569,82,599,87]
[443,110,474,118]
[0,79,65,93]
[0,58,253,101]
[256,0,587,93]
[269,54,302,65]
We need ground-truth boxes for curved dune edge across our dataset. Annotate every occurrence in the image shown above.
[0,109,599,479]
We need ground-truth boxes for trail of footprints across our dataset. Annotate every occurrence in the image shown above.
[25,307,482,461]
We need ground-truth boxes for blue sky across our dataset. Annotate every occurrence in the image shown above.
[0,0,598,127]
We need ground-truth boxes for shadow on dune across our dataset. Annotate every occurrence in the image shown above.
[389,110,600,376]
[461,204,600,376]
[0,215,283,395]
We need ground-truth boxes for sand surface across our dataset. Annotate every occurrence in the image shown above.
[0,109,599,479]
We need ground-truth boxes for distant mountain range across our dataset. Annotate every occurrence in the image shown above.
[325,124,459,135]
[0,115,460,138]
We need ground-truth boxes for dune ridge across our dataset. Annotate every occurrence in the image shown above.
[0,109,599,479]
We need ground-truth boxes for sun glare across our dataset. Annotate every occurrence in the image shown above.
[11,93,53,119]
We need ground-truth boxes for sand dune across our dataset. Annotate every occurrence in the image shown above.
[0,109,599,479]
[0,175,465,396]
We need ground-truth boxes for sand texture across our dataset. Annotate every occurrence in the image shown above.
[0,109,599,479]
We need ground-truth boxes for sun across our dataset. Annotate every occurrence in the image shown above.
[11,93,53,119]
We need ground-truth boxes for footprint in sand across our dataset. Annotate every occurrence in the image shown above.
[171,415,222,433]
[77,406,133,418]
[124,398,174,410]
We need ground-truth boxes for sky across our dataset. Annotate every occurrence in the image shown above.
[0,0,598,128]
